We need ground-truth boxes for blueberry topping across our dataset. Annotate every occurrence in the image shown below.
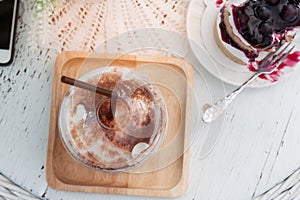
[247,16,261,35]
[261,36,273,47]
[244,5,255,15]
[238,13,250,28]
[231,0,300,49]
[220,0,300,61]
[280,4,298,22]
[250,35,263,45]
[256,6,271,20]
[265,0,280,6]
[258,22,274,34]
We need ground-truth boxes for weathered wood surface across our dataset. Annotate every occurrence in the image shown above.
[0,0,300,200]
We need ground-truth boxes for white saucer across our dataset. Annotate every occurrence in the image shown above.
[187,0,300,88]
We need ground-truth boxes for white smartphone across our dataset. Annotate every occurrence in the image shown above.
[0,0,18,65]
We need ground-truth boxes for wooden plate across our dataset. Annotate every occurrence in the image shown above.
[46,52,193,197]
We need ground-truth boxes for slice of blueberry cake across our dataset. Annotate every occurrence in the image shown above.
[216,0,300,65]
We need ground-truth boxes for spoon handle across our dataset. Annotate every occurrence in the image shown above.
[202,72,260,123]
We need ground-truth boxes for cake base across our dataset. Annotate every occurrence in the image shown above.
[214,18,247,65]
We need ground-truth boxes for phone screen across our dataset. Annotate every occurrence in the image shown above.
[0,0,15,50]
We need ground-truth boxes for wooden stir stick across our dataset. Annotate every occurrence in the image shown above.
[61,76,116,117]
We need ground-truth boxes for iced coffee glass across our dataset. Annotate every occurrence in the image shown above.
[58,66,167,172]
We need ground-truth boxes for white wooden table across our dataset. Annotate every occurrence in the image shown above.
[1,1,300,200]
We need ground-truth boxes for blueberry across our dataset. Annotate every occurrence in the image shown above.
[242,30,253,40]
[280,4,298,22]
[250,33,264,45]
[258,22,274,35]
[240,27,250,35]
[247,16,261,35]
[244,5,255,16]
[256,6,272,20]
[261,36,273,47]
[265,0,280,6]
[239,13,249,27]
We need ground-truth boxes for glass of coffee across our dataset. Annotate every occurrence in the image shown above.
[58,66,168,172]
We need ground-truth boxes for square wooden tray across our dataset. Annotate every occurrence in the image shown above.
[46,52,193,198]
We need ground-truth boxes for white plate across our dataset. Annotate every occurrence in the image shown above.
[187,0,300,87]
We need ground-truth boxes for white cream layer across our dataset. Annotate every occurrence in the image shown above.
[217,7,249,64]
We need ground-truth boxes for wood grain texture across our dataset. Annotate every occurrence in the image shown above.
[46,52,193,197]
